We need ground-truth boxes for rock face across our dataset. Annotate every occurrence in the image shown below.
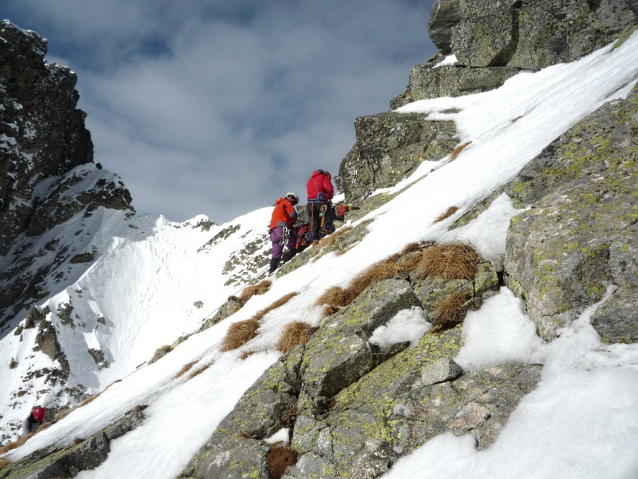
[0,21,134,328]
[392,0,638,108]
[336,112,458,203]
[502,84,638,341]
[0,408,146,479]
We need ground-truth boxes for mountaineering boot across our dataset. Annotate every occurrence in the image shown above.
[269,258,280,275]
[281,248,296,265]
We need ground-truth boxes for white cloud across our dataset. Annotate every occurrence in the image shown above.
[6,0,437,222]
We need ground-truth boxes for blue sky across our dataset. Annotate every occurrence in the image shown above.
[4,0,437,223]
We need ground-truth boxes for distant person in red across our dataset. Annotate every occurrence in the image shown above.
[21,406,46,436]
[269,192,299,274]
[306,170,334,242]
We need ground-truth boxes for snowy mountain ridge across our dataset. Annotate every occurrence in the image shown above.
[2,2,638,478]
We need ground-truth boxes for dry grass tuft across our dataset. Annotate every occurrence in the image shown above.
[275,322,316,353]
[173,361,197,379]
[415,242,481,282]
[322,304,340,317]
[251,292,299,322]
[316,252,424,315]
[188,363,212,380]
[239,350,254,360]
[316,286,351,310]
[450,141,472,160]
[78,390,103,409]
[434,206,459,223]
[130,404,148,413]
[73,437,83,446]
[239,280,272,304]
[432,293,472,331]
[267,443,299,479]
[0,457,11,470]
[153,344,171,357]
[0,433,34,455]
[221,319,260,352]
[512,115,524,123]
[318,225,353,248]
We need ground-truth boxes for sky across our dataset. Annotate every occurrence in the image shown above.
[2,30,637,478]
[3,0,438,223]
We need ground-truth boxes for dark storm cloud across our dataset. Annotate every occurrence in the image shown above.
[4,0,438,223]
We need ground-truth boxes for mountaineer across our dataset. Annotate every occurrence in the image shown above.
[21,406,46,436]
[269,192,299,274]
[306,169,335,242]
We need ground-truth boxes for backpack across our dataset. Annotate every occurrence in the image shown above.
[295,224,310,252]
[334,204,349,220]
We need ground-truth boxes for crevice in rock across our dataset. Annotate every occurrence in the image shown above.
[487,1,522,67]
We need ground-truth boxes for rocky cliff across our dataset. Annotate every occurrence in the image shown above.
[337,0,637,203]
[0,21,134,330]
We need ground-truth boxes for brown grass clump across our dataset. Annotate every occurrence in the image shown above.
[434,206,459,223]
[318,225,353,248]
[239,350,254,360]
[187,363,212,379]
[173,361,197,379]
[251,292,299,322]
[316,258,414,315]
[153,344,171,357]
[266,443,299,479]
[73,437,83,446]
[432,293,472,331]
[239,280,272,304]
[316,244,436,315]
[0,457,11,470]
[450,141,472,160]
[275,322,316,353]
[0,432,34,455]
[221,319,260,352]
[512,115,524,122]
[316,286,351,310]
[415,242,481,282]
[77,390,103,408]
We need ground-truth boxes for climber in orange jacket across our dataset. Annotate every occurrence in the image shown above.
[269,192,299,274]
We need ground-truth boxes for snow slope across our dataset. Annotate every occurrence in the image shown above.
[2,32,638,478]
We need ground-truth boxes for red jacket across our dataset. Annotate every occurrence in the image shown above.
[306,170,334,202]
[269,197,297,230]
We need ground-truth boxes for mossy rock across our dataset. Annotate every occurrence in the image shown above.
[504,84,638,341]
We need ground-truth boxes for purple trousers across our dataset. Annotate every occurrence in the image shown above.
[270,226,296,259]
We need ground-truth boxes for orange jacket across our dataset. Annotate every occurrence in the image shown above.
[269,197,297,230]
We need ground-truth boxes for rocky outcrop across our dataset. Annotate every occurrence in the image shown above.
[502,84,638,341]
[336,112,458,203]
[0,21,134,328]
[392,0,638,108]
[0,21,133,252]
[178,249,537,478]
[0,408,146,479]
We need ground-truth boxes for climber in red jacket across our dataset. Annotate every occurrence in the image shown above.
[306,170,335,243]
